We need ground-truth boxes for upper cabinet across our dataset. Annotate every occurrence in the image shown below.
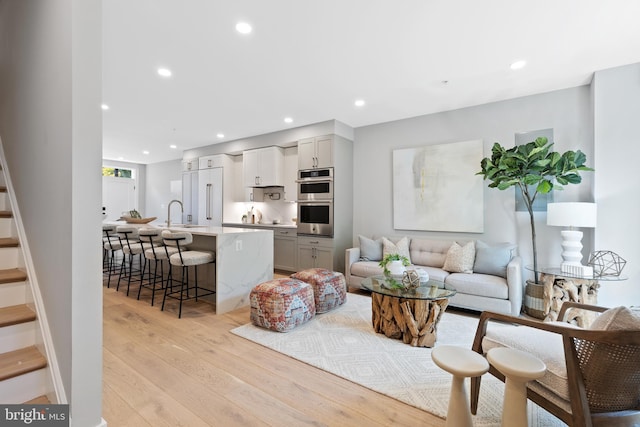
[198,154,228,170]
[298,135,333,169]
[182,159,198,172]
[243,146,284,187]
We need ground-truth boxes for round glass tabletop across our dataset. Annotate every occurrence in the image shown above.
[361,275,457,300]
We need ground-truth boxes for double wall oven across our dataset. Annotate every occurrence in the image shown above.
[296,168,333,237]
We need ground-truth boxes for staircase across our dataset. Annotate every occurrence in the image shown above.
[0,170,51,403]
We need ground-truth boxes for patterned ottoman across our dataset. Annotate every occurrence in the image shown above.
[250,278,316,332]
[291,268,347,313]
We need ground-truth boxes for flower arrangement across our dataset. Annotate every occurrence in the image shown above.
[379,253,410,277]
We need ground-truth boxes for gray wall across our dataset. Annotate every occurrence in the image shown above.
[0,0,103,425]
[593,63,640,307]
[353,86,595,282]
[145,159,182,223]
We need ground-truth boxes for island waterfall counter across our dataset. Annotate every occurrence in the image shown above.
[161,225,273,314]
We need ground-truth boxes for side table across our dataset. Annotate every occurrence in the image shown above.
[487,347,546,427]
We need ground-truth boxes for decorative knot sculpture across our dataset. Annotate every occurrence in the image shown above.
[402,270,420,290]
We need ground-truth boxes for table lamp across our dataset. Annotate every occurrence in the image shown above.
[547,202,597,275]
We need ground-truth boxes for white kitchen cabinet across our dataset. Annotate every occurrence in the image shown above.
[198,167,223,226]
[198,154,227,170]
[274,229,297,271]
[283,146,297,201]
[182,159,198,172]
[243,146,284,187]
[298,135,333,169]
[297,236,334,270]
[181,171,198,224]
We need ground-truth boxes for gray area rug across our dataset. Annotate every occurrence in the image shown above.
[231,293,565,427]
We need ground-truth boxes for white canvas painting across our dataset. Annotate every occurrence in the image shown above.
[393,139,484,233]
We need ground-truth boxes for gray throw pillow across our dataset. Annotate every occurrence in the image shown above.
[473,240,516,278]
[358,235,383,261]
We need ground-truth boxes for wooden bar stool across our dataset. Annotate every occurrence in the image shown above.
[160,230,215,318]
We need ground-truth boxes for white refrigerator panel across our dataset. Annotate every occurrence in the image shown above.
[198,167,223,226]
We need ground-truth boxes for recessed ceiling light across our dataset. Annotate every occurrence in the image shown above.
[236,22,252,34]
[510,60,526,70]
[157,68,172,77]
[354,99,365,107]
[143,150,150,155]
[169,144,177,149]
[284,117,293,124]
[216,133,225,139]
[101,104,110,110]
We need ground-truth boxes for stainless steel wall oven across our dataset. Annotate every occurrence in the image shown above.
[297,201,333,237]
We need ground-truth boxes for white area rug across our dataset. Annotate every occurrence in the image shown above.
[231,293,566,427]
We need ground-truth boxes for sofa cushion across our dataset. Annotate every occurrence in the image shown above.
[382,236,411,261]
[473,240,516,278]
[483,324,571,401]
[358,235,383,261]
[445,273,508,299]
[409,239,452,268]
[442,241,475,273]
[350,261,384,278]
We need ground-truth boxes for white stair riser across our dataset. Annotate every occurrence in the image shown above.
[0,247,20,269]
[0,321,36,353]
[0,218,11,236]
[0,281,27,307]
[0,368,48,403]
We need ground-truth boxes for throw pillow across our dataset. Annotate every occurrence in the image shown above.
[590,306,640,331]
[442,241,475,274]
[473,240,517,278]
[382,236,411,261]
[358,235,383,261]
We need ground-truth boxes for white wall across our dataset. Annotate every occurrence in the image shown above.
[593,63,640,307]
[144,159,182,223]
[353,86,595,282]
[0,0,103,425]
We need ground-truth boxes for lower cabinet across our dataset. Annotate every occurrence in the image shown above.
[274,229,297,271]
[297,236,334,271]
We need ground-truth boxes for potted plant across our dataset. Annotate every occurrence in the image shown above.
[477,137,593,284]
[379,253,410,277]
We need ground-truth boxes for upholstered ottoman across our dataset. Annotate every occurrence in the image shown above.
[250,278,316,332]
[291,268,347,313]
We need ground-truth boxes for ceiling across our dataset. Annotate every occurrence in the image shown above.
[102,0,640,165]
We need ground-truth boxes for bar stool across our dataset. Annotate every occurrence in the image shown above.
[116,225,144,296]
[431,345,490,427]
[103,224,122,287]
[137,228,177,306]
[161,230,215,318]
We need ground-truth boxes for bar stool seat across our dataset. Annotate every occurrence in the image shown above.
[137,228,169,306]
[161,230,216,318]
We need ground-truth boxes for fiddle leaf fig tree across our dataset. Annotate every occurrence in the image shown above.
[477,137,593,283]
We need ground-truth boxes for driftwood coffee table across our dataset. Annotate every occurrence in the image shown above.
[361,275,456,347]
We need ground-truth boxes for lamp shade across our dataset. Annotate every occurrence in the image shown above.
[547,202,597,228]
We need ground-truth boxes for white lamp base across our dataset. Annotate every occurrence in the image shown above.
[559,229,584,273]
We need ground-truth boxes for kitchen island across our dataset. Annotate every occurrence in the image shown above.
[170,225,274,314]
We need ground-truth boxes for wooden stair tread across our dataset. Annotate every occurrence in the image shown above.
[0,211,12,218]
[0,268,27,284]
[24,395,50,404]
[0,346,47,382]
[0,186,6,193]
[0,304,36,327]
[0,237,19,248]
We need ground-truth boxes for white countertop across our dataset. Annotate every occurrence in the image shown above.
[105,221,274,236]
[222,222,297,230]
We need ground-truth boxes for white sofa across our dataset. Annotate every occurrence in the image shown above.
[345,237,523,316]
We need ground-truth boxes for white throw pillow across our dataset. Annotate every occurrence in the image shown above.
[382,236,411,261]
[442,241,475,274]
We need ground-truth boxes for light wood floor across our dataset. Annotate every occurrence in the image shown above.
[102,273,445,426]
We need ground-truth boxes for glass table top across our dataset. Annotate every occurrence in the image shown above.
[361,275,457,300]
[525,265,628,281]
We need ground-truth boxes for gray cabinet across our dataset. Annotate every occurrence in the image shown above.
[274,229,297,271]
[297,236,334,270]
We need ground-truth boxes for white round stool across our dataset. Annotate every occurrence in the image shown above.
[432,345,490,427]
[487,347,546,427]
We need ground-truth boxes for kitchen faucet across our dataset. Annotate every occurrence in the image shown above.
[167,199,183,228]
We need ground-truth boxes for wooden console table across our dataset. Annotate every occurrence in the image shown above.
[361,276,456,347]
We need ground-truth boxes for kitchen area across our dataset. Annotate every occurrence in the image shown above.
[106,120,354,313]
